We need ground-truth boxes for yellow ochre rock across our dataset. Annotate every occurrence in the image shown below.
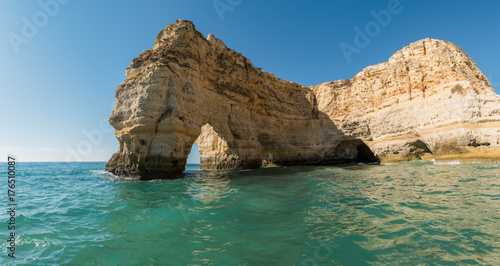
[106,20,500,179]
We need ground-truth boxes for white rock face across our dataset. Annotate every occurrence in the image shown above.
[106,21,500,180]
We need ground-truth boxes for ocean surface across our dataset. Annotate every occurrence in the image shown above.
[1,161,499,265]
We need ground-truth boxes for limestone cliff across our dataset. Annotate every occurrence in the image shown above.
[313,39,500,163]
[106,20,500,180]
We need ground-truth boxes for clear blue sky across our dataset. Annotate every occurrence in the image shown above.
[1,0,499,162]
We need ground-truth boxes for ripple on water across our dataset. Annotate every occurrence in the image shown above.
[1,161,499,264]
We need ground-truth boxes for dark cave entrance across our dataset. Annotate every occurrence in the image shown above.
[404,139,433,160]
[334,139,380,164]
[356,142,380,163]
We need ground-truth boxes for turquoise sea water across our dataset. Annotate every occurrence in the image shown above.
[1,161,499,265]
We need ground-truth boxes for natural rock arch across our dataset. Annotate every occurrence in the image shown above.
[194,123,257,170]
[106,21,346,179]
[106,20,500,180]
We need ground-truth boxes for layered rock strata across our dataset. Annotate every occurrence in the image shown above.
[106,20,500,179]
[314,38,500,163]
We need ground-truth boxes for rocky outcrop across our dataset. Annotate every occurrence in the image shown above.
[313,39,500,163]
[106,20,346,179]
[106,20,500,180]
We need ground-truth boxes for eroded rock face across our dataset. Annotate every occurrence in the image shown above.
[106,20,500,179]
[313,38,500,163]
[106,20,346,179]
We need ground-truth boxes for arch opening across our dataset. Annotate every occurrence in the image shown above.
[334,139,380,164]
[190,123,235,170]
[186,143,201,165]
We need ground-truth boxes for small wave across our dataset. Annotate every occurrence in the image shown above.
[433,160,489,165]
[89,169,132,181]
[90,170,108,174]
[19,237,55,248]
[433,160,461,165]
[382,160,433,166]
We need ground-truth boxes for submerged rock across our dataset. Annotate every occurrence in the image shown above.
[106,20,500,179]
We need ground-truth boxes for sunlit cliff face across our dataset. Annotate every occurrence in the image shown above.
[106,20,500,180]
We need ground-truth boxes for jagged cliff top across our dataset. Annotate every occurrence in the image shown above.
[350,38,491,91]
[122,19,497,121]
[129,20,492,94]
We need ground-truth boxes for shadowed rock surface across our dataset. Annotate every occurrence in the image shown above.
[106,20,500,179]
